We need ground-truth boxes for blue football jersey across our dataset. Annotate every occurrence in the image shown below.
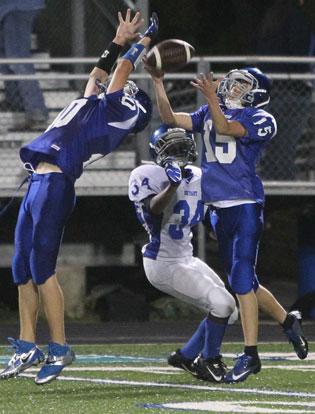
[20,89,140,181]
[190,105,277,204]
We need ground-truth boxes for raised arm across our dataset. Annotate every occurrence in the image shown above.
[106,12,159,95]
[191,72,247,137]
[144,63,193,130]
[84,9,143,97]
[148,184,178,215]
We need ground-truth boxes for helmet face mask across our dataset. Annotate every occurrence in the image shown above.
[217,68,270,109]
[150,125,198,167]
[96,79,139,98]
[123,80,139,98]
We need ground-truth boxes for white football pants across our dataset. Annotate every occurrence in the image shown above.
[143,256,238,324]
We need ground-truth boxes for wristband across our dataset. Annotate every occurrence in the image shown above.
[121,43,146,69]
[96,42,123,74]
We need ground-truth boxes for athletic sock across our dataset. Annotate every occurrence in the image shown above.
[281,313,294,330]
[202,317,227,359]
[244,345,259,360]
[180,317,207,359]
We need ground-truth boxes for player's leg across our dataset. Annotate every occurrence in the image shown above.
[186,258,236,382]
[28,173,76,384]
[256,285,286,323]
[12,191,41,343]
[167,317,207,377]
[144,257,208,367]
[144,256,236,382]
[0,192,44,379]
[18,279,40,343]
[38,274,65,345]
[257,285,308,359]
[211,204,263,383]
[237,291,258,346]
[144,257,236,315]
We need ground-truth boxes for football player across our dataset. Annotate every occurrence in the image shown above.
[129,124,238,383]
[145,65,309,383]
[0,9,158,385]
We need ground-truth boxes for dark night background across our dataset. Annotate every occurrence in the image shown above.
[1,0,315,320]
[149,0,270,56]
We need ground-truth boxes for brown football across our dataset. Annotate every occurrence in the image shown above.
[146,39,195,71]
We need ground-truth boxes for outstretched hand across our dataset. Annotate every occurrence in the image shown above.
[143,56,165,81]
[190,72,223,100]
[114,9,144,46]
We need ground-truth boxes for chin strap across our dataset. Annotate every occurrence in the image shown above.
[225,98,244,109]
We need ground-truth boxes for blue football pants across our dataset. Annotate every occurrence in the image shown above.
[210,203,263,294]
[12,173,75,285]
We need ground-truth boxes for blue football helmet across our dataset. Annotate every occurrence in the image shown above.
[150,124,197,167]
[217,67,270,109]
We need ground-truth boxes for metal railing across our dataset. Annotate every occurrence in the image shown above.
[1,55,315,196]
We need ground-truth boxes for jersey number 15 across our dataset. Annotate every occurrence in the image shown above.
[203,120,236,164]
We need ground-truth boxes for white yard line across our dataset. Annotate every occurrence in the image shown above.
[23,364,315,373]
[20,373,315,399]
[141,400,315,413]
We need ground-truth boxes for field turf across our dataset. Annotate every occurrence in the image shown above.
[0,342,314,414]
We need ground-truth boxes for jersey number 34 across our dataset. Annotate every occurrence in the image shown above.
[169,199,204,239]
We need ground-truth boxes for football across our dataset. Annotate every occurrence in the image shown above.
[146,39,195,71]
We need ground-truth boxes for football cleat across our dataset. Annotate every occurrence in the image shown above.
[192,354,227,383]
[0,337,44,379]
[167,349,197,376]
[224,353,261,384]
[35,342,75,385]
[284,311,308,360]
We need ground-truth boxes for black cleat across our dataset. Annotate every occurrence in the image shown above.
[192,354,227,383]
[167,349,197,376]
[284,311,308,360]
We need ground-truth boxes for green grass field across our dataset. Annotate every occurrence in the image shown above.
[0,342,314,414]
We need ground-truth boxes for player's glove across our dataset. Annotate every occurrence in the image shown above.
[163,157,182,186]
[142,12,158,41]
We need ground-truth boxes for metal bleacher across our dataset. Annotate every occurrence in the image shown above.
[3,42,315,197]
[0,38,138,197]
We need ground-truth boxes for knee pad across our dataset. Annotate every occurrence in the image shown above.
[227,306,239,325]
[208,286,236,319]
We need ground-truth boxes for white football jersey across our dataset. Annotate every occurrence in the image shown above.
[128,164,205,260]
